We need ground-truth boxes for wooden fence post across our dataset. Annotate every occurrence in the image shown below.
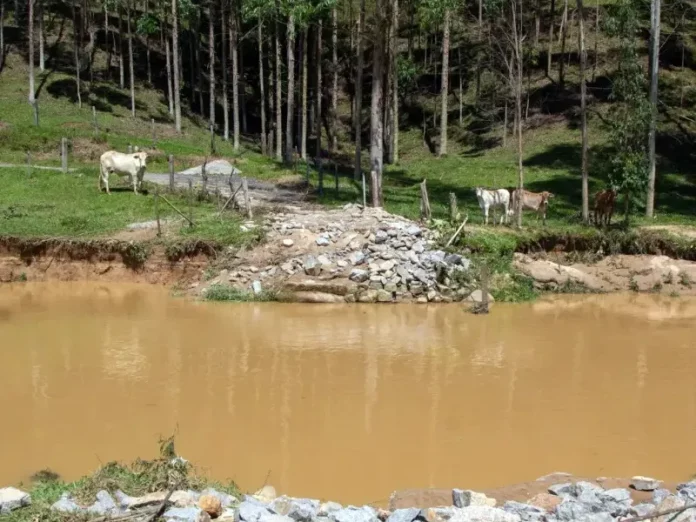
[449,192,458,223]
[334,162,339,197]
[318,159,324,196]
[60,137,68,173]
[32,100,39,127]
[154,187,162,237]
[151,118,156,148]
[187,179,194,228]
[242,177,253,219]
[209,123,216,155]
[127,144,133,154]
[370,170,380,208]
[420,179,431,221]
[26,151,32,178]
[201,159,208,198]
[168,154,175,192]
[361,171,366,208]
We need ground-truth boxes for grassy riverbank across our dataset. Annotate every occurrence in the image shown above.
[0,167,261,247]
[3,441,240,522]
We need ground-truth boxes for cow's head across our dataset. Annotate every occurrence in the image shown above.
[132,151,148,170]
[474,187,483,198]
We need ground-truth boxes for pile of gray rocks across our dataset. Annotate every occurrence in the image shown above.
[212,204,486,304]
[2,476,696,522]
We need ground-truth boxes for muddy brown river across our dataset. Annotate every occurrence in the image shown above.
[1,282,696,504]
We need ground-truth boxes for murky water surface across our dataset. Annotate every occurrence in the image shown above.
[1,282,696,503]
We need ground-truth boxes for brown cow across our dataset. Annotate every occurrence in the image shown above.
[509,189,555,225]
[592,189,617,226]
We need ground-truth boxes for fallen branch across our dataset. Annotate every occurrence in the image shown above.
[218,184,243,217]
[159,195,194,227]
[619,503,696,522]
[445,214,469,248]
[91,506,158,522]
[147,485,180,522]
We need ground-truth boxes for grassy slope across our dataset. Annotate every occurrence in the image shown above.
[1,22,695,240]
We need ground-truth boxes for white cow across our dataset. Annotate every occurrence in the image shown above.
[475,187,510,225]
[99,151,148,194]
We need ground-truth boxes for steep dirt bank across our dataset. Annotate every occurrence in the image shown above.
[0,237,211,286]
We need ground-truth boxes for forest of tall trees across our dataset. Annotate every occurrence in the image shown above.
[0,0,689,218]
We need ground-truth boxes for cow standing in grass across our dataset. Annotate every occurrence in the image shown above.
[592,189,617,226]
[509,189,555,225]
[99,151,148,194]
[475,187,511,225]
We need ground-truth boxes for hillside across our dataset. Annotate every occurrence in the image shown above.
[0,0,695,230]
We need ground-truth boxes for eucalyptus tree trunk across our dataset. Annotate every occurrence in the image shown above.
[274,7,282,161]
[331,6,338,152]
[285,12,296,163]
[301,26,308,160]
[222,0,229,141]
[231,3,240,150]
[164,19,174,115]
[72,0,82,107]
[209,0,216,127]
[370,0,385,206]
[546,0,555,77]
[315,20,323,174]
[354,0,365,180]
[38,0,45,71]
[28,0,35,104]
[172,0,182,132]
[258,21,267,154]
[438,7,450,157]
[127,0,135,116]
[118,5,124,89]
[579,0,589,222]
[646,0,661,217]
[391,0,399,163]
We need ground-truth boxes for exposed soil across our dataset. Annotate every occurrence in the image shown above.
[514,252,696,295]
[0,238,209,286]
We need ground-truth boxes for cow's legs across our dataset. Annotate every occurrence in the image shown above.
[483,206,489,225]
[104,169,111,194]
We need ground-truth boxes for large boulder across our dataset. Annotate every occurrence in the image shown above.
[449,506,520,522]
[51,493,81,514]
[452,490,496,508]
[270,497,319,522]
[631,476,662,492]
[87,490,119,516]
[331,506,379,522]
[0,487,31,514]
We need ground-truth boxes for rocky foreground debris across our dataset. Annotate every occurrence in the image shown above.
[3,475,696,522]
[203,204,492,304]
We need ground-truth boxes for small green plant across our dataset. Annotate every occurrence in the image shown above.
[664,271,674,285]
[629,277,639,292]
[15,272,27,282]
[679,271,692,287]
[651,281,663,293]
[204,284,278,302]
[120,243,150,269]
[669,290,680,298]
[30,469,61,483]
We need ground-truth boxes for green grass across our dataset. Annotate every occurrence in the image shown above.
[203,283,280,302]
[0,167,259,245]
[3,439,241,522]
[2,39,696,243]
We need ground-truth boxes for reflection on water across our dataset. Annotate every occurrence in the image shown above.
[1,283,696,504]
